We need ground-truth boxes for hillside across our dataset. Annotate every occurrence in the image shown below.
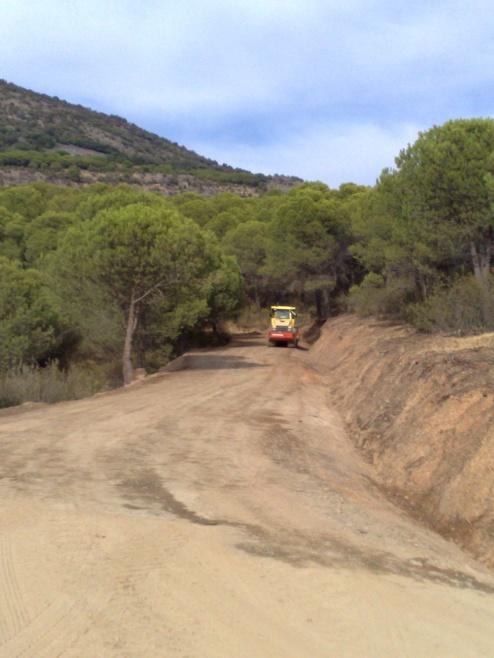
[0,80,301,195]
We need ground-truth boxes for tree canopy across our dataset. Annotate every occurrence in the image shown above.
[3,116,494,397]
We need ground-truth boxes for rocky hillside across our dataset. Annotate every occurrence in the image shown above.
[0,80,301,195]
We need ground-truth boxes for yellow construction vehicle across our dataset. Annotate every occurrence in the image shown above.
[267,305,299,347]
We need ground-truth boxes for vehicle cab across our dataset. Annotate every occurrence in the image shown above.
[268,305,299,347]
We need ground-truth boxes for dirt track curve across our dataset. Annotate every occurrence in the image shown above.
[1,336,494,657]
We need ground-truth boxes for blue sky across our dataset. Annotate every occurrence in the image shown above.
[1,0,493,186]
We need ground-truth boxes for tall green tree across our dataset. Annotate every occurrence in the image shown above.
[394,119,494,285]
[264,184,353,318]
[0,207,26,261]
[24,211,75,264]
[349,173,438,303]
[0,257,63,369]
[206,254,243,331]
[223,221,268,306]
[53,203,226,384]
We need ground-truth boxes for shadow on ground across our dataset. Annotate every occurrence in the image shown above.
[119,469,494,595]
[184,354,265,370]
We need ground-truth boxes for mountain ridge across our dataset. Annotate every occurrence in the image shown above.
[0,79,301,195]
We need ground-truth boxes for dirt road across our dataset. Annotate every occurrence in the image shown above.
[1,336,494,657]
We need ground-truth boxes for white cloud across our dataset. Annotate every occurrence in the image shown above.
[0,1,493,183]
[190,121,422,186]
[2,0,494,118]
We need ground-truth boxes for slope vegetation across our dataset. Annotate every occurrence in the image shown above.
[0,80,300,194]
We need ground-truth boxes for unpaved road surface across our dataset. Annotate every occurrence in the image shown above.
[1,337,494,657]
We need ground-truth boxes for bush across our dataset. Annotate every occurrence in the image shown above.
[142,345,174,373]
[67,165,81,182]
[0,257,65,370]
[0,363,110,409]
[234,304,270,331]
[408,275,494,334]
[348,272,415,318]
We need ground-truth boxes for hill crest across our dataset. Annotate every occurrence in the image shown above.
[0,79,301,195]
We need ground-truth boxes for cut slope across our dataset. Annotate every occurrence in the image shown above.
[309,315,494,566]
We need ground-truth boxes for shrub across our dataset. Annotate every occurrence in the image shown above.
[0,363,110,409]
[348,272,414,318]
[0,258,64,370]
[142,345,174,373]
[66,165,81,182]
[408,275,494,334]
[234,304,270,331]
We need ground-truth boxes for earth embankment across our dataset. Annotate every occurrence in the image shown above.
[309,315,494,566]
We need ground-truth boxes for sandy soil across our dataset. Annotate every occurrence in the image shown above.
[309,316,494,567]
[1,336,494,657]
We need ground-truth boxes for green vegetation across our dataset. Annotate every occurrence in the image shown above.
[54,203,238,384]
[0,181,357,401]
[2,117,494,407]
[349,119,494,331]
[0,79,217,167]
[0,183,245,397]
[0,80,295,192]
[0,257,63,369]
[0,148,270,187]
[168,185,359,317]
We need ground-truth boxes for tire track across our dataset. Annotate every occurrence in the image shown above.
[0,514,102,657]
[1,523,184,657]
[2,591,103,658]
[2,337,494,656]
[0,536,31,642]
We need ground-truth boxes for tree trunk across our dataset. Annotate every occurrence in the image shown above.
[470,242,491,285]
[253,283,260,309]
[315,289,323,321]
[321,288,331,320]
[414,270,427,301]
[122,296,138,386]
[470,241,493,326]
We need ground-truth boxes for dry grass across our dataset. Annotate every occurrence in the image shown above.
[0,363,110,409]
[423,332,494,353]
[226,305,270,333]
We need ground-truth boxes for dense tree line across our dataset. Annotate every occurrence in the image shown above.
[0,148,270,188]
[0,184,243,384]
[0,181,359,381]
[2,117,494,401]
[348,118,494,331]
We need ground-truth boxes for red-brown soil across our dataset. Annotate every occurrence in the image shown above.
[309,315,494,567]
[1,333,494,656]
